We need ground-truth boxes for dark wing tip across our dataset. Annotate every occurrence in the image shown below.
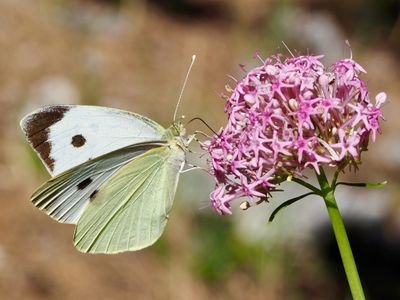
[20,105,72,173]
[20,105,71,138]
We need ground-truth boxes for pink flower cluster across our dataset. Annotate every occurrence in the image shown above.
[203,54,386,215]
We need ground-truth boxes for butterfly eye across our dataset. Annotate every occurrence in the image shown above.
[171,123,180,136]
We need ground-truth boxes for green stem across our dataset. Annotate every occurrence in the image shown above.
[316,168,366,300]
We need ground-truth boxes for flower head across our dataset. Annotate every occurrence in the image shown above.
[203,53,386,215]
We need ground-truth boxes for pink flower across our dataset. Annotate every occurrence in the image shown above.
[203,53,386,215]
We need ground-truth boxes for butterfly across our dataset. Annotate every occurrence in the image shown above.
[20,56,196,254]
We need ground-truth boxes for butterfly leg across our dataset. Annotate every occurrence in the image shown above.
[180,161,209,174]
[180,166,203,174]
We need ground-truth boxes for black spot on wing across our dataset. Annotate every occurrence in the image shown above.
[22,106,70,171]
[89,190,98,201]
[77,178,93,190]
[71,134,86,147]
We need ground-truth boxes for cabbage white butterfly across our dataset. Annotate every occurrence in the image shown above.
[20,56,196,254]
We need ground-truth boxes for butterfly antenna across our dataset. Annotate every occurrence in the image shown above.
[173,55,196,121]
[282,41,294,58]
[187,117,218,135]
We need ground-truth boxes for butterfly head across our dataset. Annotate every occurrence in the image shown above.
[164,117,190,150]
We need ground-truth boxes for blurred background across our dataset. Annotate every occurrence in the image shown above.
[1,0,399,299]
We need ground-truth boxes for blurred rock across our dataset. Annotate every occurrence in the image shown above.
[55,1,127,34]
[303,0,400,55]
[25,76,80,112]
[281,9,345,63]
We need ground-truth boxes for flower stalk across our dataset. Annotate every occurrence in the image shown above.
[316,168,366,300]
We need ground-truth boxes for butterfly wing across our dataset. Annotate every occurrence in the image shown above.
[31,142,166,224]
[73,145,185,254]
[20,105,166,176]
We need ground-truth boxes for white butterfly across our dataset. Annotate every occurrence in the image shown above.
[20,56,196,254]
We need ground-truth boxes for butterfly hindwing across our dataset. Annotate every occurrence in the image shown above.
[20,105,166,176]
[31,143,166,224]
[73,145,185,254]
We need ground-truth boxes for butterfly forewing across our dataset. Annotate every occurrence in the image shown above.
[73,145,185,254]
[31,143,166,224]
[20,105,166,176]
